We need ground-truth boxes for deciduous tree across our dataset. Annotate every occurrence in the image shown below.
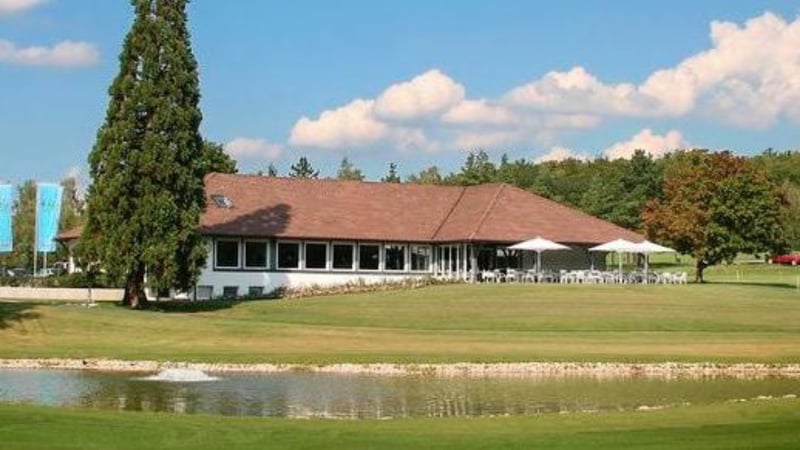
[4,180,35,270]
[643,150,786,282]
[406,166,443,185]
[446,150,497,185]
[336,157,364,181]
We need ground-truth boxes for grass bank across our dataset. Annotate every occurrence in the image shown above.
[2,278,800,364]
[1,400,799,450]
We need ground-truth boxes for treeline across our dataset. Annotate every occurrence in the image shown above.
[4,146,799,272]
[0,177,84,269]
[277,148,800,249]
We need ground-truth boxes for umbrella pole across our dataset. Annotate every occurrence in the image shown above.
[644,254,649,285]
[618,252,623,282]
[537,251,542,283]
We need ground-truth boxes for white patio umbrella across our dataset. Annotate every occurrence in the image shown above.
[589,238,639,278]
[632,240,676,284]
[508,237,570,279]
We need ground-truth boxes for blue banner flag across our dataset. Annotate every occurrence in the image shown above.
[0,184,12,252]
[36,183,63,253]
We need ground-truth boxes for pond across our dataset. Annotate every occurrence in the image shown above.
[0,369,798,419]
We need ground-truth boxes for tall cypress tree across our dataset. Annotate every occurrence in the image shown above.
[84,0,205,308]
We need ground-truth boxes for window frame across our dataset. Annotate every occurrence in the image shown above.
[383,243,407,272]
[214,238,241,269]
[243,239,269,270]
[276,240,302,270]
[410,244,433,273]
[331,242,356,271]
[358,243,382,272]
[303,241,330,271]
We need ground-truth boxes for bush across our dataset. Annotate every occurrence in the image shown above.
[0,273,120,289]
[257,276,455,300]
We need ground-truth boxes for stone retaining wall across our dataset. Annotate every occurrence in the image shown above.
[2,359,799,379]
[0,287,123,302]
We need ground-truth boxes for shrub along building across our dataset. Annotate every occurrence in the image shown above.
[195,173,641,299]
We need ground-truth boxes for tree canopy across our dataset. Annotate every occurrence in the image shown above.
[406,166,443,185]
[336,157,365,181]
[83,0,206,308]
[200,141,237,175]
[381,162,401,183]
[289,156,319,179]
[643,150,786,282]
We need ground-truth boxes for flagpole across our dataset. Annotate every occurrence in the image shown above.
[33,183,38,278]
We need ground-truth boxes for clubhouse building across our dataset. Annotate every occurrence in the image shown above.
[195,173,641,299]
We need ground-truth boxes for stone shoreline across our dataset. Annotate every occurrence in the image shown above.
[1,358,800,379]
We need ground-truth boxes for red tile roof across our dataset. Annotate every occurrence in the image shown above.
[55,225,83,242]
[201,173,642,244]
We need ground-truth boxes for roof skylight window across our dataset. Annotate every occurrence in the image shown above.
[210,194,233,209]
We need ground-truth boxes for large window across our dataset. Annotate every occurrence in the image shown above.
[305,242,328,270]
[384,244,406,271]
[410,245,432,272]
[244,241,268,269]
[332,243,354,270]
[215,239,239,268]
[359,244,380,271]
[277,241,300,269]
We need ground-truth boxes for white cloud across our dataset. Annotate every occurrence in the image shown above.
[287,12,800,154]
[455,130,521,149]
[225,138,283,160]
[442,99,516,126]
[535,146,591,163]
[64,165,82,180]
[0,39,99,67]
[603,129,689,160]
[374,69,465,121]
[0,0,45,15]
[288,69,599,153]
[506,13,800,127]
[62,165,88,199]
[505,66,650,116]
[289,99,387,149]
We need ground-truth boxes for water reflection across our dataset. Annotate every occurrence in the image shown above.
[0,369,797,419]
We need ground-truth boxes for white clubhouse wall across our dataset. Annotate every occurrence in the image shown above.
[193,238,601,299]
[197,268,422,298]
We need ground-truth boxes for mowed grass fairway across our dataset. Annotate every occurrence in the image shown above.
[2,267,800,450]
[2,274,800,363]
[1,400,799,450]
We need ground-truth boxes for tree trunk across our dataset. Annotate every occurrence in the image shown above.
[695,259,707,283]
[122,263,149,309]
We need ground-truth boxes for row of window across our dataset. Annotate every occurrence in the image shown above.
[214,239,434,272]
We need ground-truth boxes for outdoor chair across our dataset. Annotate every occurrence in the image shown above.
[523,269,537,283]
[601,272,617,284]
[586,270,603,284]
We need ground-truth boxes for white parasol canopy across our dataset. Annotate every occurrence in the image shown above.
[633,240,676,254]
[632,240,676,284]
[589,239,639,278]
[588,238,640,253]
[508,237,570,278]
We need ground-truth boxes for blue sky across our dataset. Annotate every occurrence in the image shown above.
[1,0,799,186]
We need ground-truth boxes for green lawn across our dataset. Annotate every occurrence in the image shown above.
[1,400,799,449]
[2,267,800,363]
[2,265,800,449]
